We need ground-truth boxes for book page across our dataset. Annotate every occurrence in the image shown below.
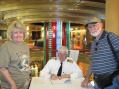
[50,78,71,84]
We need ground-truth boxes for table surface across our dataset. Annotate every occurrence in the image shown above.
[29,77,94,89]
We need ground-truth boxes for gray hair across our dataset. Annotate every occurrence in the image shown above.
[58,46,68,55]
[7,20,27,40]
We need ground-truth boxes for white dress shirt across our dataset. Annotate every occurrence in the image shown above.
[40,57,83,79]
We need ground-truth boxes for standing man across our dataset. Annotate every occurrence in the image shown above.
[40,46,83,80]
[81,17,119,89]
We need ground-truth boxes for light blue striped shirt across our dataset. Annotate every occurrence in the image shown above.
[90,31,119,74]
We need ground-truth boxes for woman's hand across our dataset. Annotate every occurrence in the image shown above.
[11,85,17,89]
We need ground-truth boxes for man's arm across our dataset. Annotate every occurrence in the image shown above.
[0,68,17,89]
[40,66,59,80]
[60,61,83,79]
[81,61,92,88]
[40,60,57,79]
[39,64,51,78]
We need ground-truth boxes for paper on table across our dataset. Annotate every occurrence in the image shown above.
[50,78,71,84]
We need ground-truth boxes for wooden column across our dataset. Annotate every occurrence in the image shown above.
[105,0,119,35]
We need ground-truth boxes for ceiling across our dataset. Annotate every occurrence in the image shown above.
[0,0,105,27]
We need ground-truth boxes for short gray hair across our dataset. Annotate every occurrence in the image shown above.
[7,20,27,40]
[58,46,68,55]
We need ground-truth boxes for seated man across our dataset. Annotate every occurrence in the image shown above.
[40,46,83,80]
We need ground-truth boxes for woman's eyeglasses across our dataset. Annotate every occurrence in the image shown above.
[95,42,98,51]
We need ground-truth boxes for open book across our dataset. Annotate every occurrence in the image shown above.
[50,78,71,84]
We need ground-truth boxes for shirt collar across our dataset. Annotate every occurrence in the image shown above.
[98,30,106,40]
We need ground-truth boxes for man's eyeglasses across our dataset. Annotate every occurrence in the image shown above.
[95,42,98,51]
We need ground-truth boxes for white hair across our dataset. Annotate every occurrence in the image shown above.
[58,46,68,55]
